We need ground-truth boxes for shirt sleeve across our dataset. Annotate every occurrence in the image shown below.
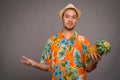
[40,39,52,67]
[81,37,92,67]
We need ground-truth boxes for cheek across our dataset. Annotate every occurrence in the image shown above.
[73,20,77,24]
[63,19,68,23]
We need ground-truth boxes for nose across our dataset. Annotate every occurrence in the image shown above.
[68,17,73,22]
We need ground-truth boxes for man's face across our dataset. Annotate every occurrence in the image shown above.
[62,9,78,30]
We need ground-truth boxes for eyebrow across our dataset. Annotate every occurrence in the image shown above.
[64,14,77,17]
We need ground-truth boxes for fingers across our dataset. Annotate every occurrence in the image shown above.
[22,56,29,61]
[88,53,101,62]
[21,56,31,66]
[21,56,36,67]
[21,56,28,63]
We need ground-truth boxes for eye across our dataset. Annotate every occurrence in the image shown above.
[65,15,69,18]
[72,16,77,19]
[63,14,70,18]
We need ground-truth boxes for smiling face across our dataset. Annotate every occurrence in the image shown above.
[62,8,78,31]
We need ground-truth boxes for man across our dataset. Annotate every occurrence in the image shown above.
[21,4,101,80]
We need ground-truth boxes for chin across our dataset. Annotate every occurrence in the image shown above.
[66,27,75,30]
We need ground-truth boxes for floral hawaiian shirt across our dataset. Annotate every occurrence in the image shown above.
[40,31,91,80]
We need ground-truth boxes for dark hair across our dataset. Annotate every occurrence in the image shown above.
[62,8,78,18]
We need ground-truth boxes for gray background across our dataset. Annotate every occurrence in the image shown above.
[0,0,120,80]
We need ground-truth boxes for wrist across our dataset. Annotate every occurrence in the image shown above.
[32,61,37,67]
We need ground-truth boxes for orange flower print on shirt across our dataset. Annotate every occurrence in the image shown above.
[40,32,91,80]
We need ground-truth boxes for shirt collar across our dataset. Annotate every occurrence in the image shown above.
[58,31,78,40]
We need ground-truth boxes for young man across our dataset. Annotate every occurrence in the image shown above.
[21,4,101,80]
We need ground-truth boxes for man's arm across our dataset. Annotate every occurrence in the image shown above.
[85,53,101,73]
[21,56,50,71]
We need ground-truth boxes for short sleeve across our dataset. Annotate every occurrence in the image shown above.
[79,36,91,67]
[40,39,52,67]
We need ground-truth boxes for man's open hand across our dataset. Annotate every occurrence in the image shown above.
[21,56,36,67]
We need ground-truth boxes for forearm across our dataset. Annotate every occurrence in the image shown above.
[85,61,98,73]
[33,62,50,71]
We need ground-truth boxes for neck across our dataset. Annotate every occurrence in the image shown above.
[62,28,75,39]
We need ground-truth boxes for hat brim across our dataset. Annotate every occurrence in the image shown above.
[59,7,81,19]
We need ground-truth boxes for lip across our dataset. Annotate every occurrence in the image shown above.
[67,23,73,26]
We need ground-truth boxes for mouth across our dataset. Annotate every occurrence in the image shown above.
[67,23,73,26]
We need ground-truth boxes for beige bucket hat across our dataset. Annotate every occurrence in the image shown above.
[59,4,82,19]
